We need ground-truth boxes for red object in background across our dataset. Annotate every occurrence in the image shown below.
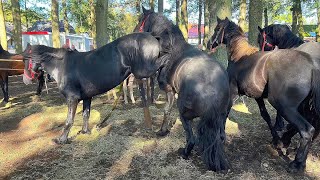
[22,31,49,35]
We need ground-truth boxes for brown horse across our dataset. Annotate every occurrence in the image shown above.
[0,44,44,103]
[208,17,320,173]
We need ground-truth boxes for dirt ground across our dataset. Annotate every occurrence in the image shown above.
[0,75,320,180]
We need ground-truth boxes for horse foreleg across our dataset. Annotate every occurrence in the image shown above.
[54,97,78,144]
[150,75,155,103]
[36,71,45,96]
[178,115,195,159]
[81,98,92,134]
[274,112,285,131]
[138,79,152,128]
[2,75,9,103]
[255,98,281,147]
[157,85,175,136]
[128,75,135,104]
[122,78,129,104]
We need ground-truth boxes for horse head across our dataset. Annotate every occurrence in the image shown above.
[133,6,155,33]
[257,26,275,51]
[207,17,235,51]
[22,43,38,85]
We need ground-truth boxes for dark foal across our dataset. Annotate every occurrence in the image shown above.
[208,17,320,173]
[23,33,163,144]
[0,44,44,104]
[134,7,232,171]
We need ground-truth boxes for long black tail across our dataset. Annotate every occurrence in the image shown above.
[311,69,320,140]
[197,106,230,171]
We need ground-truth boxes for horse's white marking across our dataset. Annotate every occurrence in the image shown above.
[50,67,59,82]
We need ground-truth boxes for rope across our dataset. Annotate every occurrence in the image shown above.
[96,82,124,129]
[0,59,23,62]
[0,68,24,71]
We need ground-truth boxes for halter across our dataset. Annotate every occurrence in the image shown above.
[23,49,36,80]
[139,14,150,32]
[211,26,225,49]
[261,31,274,52]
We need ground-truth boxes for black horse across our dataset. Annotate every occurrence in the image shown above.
[208,17,320,173]
[0,44,44,104]
[23,33,163,144]
[134,7,232,171]
[257,24,320,132]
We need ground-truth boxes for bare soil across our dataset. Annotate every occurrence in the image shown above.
[0,75,319,180]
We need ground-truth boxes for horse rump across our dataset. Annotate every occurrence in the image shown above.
[197,106,230,171]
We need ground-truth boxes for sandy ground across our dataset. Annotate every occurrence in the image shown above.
[0,75,319,180]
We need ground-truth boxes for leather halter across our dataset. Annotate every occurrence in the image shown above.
[23,49,36,80]
[261,31,274,52]
[139,15,150,32]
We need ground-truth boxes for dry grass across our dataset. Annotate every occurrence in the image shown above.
[0,76,320,180]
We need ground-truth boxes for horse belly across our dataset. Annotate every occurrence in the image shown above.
[239,75,266,98]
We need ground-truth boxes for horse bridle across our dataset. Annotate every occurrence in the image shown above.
[210,26,225,49]
[139,14,150,32]
[23,49,38,80]
[261,31,274,52]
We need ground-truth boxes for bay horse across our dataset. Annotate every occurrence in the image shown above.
[23,33,163,144]
[0,44,44,104]
[208,17,320,173]
[134,7,232,171]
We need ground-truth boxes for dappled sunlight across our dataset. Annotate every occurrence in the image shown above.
[0,105,110,177]
[106,139,158,179]
[225,118,241,136]
[232,102,251,114]
[305,155,320,177]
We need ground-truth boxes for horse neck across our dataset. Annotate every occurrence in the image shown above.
[42,59,63,83]
[227,35,259,62]
[276,32,304,48]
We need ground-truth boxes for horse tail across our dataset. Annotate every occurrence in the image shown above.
[197,105,230,171]
[311,69,320,140]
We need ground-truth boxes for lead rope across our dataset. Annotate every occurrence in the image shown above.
[96,82,124,129]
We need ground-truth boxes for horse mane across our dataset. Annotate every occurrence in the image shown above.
[264,24,304,48]
[30,45,68,62]
[226,21,259,62]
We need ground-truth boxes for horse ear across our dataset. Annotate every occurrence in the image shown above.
[225,17,229,21]
[142,6,147,14]
[217,16,222,23]
[258,26,263,33]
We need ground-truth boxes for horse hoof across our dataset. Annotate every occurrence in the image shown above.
[288,160,305,173]
[178,148,189,159]
[156,130,170,137]
[81,129,91,135]
[52,138,70,144]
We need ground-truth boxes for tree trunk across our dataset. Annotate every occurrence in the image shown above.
[198,0,202,45]
[51,0,60,48]
[248,0,263,46]
[135,0,141,13]
[158,0,163,13]
[89,0,96,48]
[238,0,246,30]
[203,0,209,47]
[208,0,216,36]
[317,0,320,42]
[0,0,7,50]
[62,0,69,34]
[24,1,28,29]
[180,0,188,40]
[11,0,22,53]
[176,0,181,26]
[291,0,298,35]
[149,0,155,11]
[212,0,231,68]
[264,7,268,27]
[296,0,304,39]
[95,0,108,48]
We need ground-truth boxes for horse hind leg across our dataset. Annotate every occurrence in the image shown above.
[0,75,9,103]
[128,75,135,104]
[178,113,196,159]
